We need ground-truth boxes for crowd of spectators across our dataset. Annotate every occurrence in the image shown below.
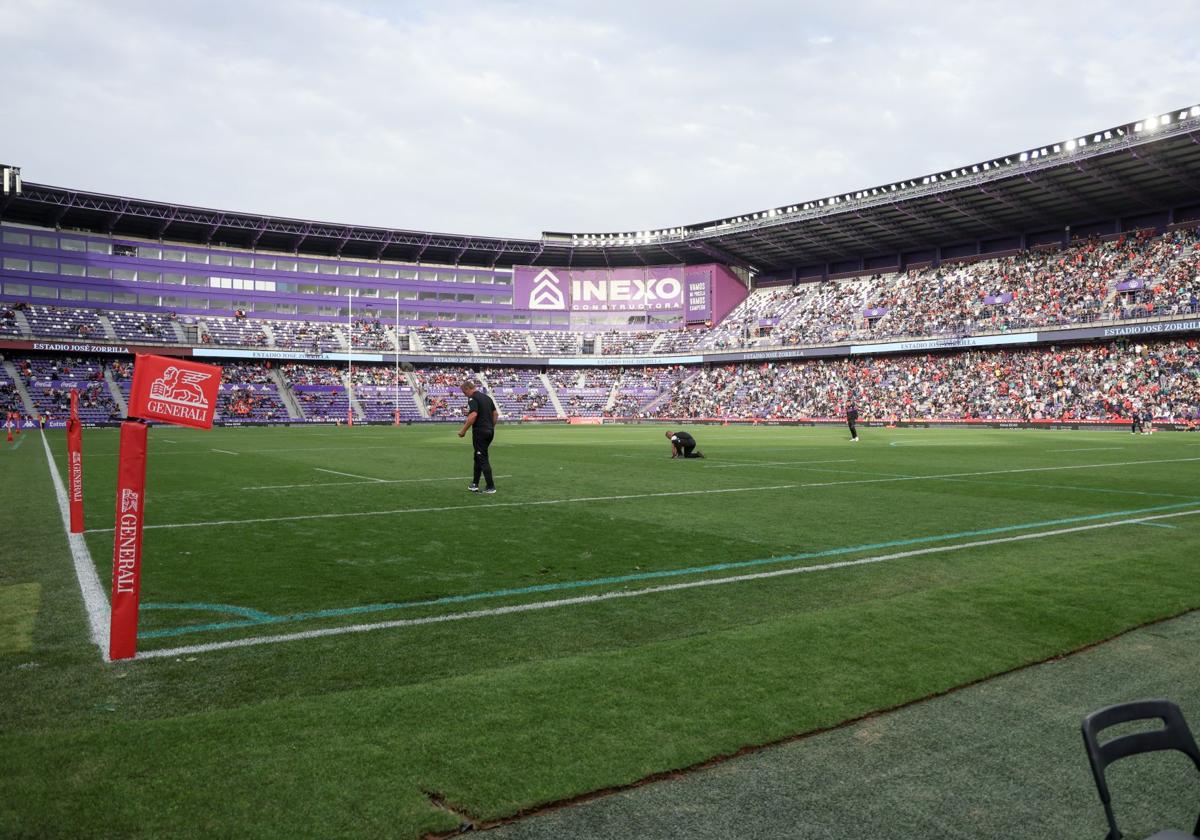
[657,338,1200,422]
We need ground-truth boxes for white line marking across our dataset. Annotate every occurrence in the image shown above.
[243,474,514,491]
[211,448,239,455]
[135,507,1200,660]
[1051,447,1126,453]
[39,430,109,660]
[88,455,1200,533]
[1135,521,1179,529]
[705,459,857,469]
[314,467,383,482]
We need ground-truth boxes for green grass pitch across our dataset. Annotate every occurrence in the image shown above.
[3,422,1200,837]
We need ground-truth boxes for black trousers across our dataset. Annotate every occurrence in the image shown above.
[472,428,495,488]
[678,443,702,458]
[847,419,858,439]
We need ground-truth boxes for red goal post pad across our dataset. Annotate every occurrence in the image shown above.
[128,354,222,429]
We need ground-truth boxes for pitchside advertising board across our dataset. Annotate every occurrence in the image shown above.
[108,354,222,661]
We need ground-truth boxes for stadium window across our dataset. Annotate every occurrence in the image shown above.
[478,275,496,285]
[494,313,512,324]
[138,294,161,306]
[31,260,57,274]
[532,313,552,325]
[338,265,359,276]
[209,254,232,267]
[86,290,112,302]
[60,263,85,277]
[418,271,438,282]
[137,246,162,259]
[137,271,161,283]
[297,262,317,273]
[360,267,378,278]
[494,294,512,305]
[360,287,379,297]
[276,303,297,314]
[162,273,185,285]
[298,284,319,295]
[112,292,136,304]
[194,276,215,287]
[318,284,338,295]
[456,293,475,303]
[493,275,510,285]
[298,305,318,315]
[417,310,437,320]
[186,252,209,264]
[60,288,85,301]
[32,234,57,249]
[379,268,399,279]
[437,292,455,301]
[163,296,186,307]
[186,297,208,309]
[511,314,530,324]
[275,282,296,293]
[398,290,417,300]
[2,257,29,271]
[163,249,185,262]
[230,255,252,268]
[397,269,417,280]
[253,258,275,270]
[59,238,86,252]
[113,269,137,282]
[474,313,492,324]
[276,260,297,272]
[398,310,417,320]
[457,273,475,284]
[87,241,111,255]
[317,263,338,275]
[86,267,111,279]
[32,285,59,298]
[254,280,275,291]
[418,291,437,301]
[113,244,138,257]
[2,231,30,246]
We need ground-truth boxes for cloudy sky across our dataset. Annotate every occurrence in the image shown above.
[3,0,1197,239]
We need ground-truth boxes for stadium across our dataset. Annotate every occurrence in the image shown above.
[4,12,1200,837]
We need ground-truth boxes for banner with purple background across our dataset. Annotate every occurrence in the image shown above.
[514,265,685,312]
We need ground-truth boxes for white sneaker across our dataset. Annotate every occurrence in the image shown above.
[482,487,497,494]
[467,484,480,492]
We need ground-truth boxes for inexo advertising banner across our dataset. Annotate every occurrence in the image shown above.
[513,265,685,312]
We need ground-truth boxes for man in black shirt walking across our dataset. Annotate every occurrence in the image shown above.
[457,380,499,493]
[666,430,704,458]
[846,403,859,442]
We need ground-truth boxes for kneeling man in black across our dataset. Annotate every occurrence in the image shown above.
[666,430,704,459]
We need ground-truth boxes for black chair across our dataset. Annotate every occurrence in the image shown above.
[1082,699,1200,840]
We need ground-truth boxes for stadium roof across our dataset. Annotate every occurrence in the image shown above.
[2,106,1199,275]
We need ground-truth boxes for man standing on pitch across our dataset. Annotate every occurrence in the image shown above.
[457,379,499,493]
[846,402,859,442]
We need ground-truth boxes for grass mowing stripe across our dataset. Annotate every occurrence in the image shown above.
[91,454,1200,532]
[135,506,1200,659]
[88,483,802,532]
[38,429,110,658]
[139,498,1200,641]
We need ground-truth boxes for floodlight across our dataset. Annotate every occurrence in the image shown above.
[1144,116,1158,129]
[1160,113,1170,124]
[1019,152,1029,161]
[1065,140,1076,151]
[1191,106,1200,117]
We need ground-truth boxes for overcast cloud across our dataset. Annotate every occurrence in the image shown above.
[2,0,1197,239]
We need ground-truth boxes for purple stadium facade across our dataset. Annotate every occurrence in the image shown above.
[2,105,1200,428]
